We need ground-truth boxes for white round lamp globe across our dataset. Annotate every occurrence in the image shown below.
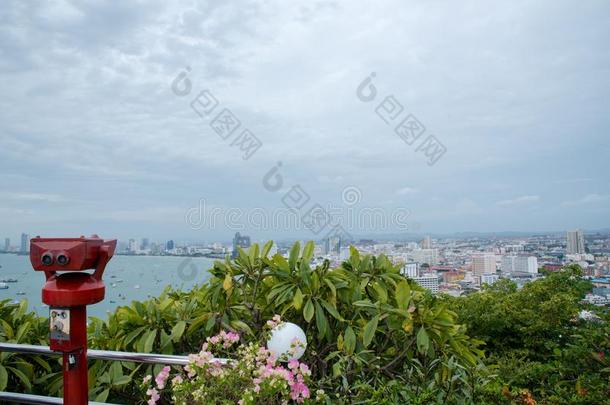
[266,322,307,361]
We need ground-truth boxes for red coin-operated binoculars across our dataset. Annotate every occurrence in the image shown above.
[30,235,117,405]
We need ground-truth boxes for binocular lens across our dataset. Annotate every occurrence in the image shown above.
[57,254,69,266]
[41,253,54,266]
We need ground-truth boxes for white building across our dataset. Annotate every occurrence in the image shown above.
[480,273,500,286]
[412,274,439,294]
[402,262,419,278]
[411,248,439,265]
[567,229,585,254]
[472,254,496,276]
[515,256,538,274]
[128,239,139,253]
[502,255,538,274]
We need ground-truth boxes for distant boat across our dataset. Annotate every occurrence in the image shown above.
[134,284,140,289]
[115,279,124,283]
[0,283,8,289]
[110,300,116,303]
[16,291,26,296]
[0,278,18,283]
[111,283,117,287]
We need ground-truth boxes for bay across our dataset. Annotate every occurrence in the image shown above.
[0,253,214,319]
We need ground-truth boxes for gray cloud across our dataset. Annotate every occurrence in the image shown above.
[1,0,609,242]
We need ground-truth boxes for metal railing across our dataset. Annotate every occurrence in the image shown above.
[0,342,230,404]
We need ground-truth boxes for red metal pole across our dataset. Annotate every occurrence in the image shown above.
[61,306,88,405]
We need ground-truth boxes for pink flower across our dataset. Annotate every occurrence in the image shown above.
[146,388,160,404]
[299,363,310,375]
[266,354,277,366]
[142,375,152,384]
[287,359,299,370]
[171,375,183,385]
[155,366,170,389]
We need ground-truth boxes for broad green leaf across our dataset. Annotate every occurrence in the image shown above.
[223,274,233,291]
[344,326,356,355]
[289,242,301,269]
[395,281,411,311]
[349,245,360,266]
[319,299,343,321]
[262,240,274,258]
[229,320,252,335]
[303,299,314,323]
[315,301,328,339]
[144,330,157,353]
[272,254,290,272]
[293,288,304,310]
[249,243,260,262]
[417,327,430,354]
[0,319,14,339]
[110,362,123,383]
[170,321,186,342]
[0,365,7,391]
[95,388,110,402]
[302,241,314,262]
[362,314,380,347]
[205,315,216,331]
[113,375,131,386]
[6,366,31,390]
[323,278,336,298]
[187,315,209,335]
[372,283,388,303]
[332,361,342,377]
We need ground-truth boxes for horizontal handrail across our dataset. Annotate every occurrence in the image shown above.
[0,342,232,366]
[0,391,109,404]
[0,341,233,404]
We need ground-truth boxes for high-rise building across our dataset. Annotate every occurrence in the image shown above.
[411,248,439,265]
[501,255,516,273]
[20,233,29,253]
[141,238,150,250]
[166,240,175,251]
[402,262,419,278]
[232,232,251,258]
[128,239,139,253]
[4,238,9,252]
[421,236,432,249]
[566,230,585,254]
[472,253,496,276]
[322,238,331,255]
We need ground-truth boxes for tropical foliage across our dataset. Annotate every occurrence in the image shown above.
[447,265,610,404]
[0,244,607,404]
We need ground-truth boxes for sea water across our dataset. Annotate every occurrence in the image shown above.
[0,253,214,319]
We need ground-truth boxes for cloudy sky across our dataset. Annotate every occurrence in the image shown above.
[1,0,609,243]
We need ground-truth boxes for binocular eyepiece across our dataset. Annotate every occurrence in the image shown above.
[40,252,70,266]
